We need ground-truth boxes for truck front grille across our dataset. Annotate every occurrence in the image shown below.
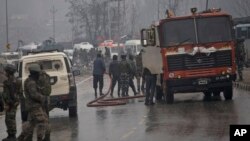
[167,50,232,71]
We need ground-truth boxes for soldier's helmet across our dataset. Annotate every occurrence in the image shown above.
[28,64,41,73]
[4,64,16,74]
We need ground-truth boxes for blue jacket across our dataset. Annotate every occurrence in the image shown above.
[93,58,106,75]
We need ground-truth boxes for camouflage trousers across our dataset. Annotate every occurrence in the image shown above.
[18,107,50,141]
[119,73,129,97]
[5,106,17,135]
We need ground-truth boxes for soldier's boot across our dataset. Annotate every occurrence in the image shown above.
[137,85,141,93]
[132,86,138,96]
[94,89,97,99]
[99,89,104,96]
[110,90,114,98]
[149,99,155,105]
[2,134,16,141]
[42,133,50,141]
[144,98,149,106]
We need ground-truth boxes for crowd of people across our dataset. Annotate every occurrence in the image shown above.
[92,51,156,105]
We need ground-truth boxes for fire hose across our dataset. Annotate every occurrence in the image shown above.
[87,73,145,107]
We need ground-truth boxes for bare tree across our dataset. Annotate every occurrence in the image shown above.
[158,0,183,18]
[234,0,250,17]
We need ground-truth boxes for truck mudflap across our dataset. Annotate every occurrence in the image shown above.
[167,74,236,93]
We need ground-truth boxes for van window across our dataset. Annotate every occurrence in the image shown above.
[25,60,64,73]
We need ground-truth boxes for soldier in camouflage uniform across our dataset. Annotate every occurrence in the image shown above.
[18,64,49,141]
[24,65,52,141]
[2,64,20,141]
[128,55,138,96]
[235,38,246,81]
[119,54,132,97]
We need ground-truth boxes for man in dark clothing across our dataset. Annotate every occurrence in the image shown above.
[135,51,146,93]
[93,53,106,98]
[119,54,132,97]
[109,55,120,97]
[144,68,157,105]
[235,38,246,81]
[128,55,138,96]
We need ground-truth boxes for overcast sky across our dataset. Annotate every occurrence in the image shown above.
[0,0,249,52]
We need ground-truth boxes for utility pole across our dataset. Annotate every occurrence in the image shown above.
[117,0,120,47]
[107,1,111,40]
[157,0,160,19]
[51,1,57,42]
[5,0,9,51]
[206,0,209,10]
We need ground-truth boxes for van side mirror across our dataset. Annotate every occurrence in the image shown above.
[73,70,80,76]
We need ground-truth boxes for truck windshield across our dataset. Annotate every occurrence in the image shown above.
[160,19,196,47]
[160,16,232,47]
[197,16,232,43]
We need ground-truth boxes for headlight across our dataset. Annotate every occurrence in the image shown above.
[169,73,175,78]
[227,68,232,73]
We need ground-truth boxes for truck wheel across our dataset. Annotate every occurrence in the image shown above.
[223,86,233,100]
[69,106,77,118]
[203,91,212,101]
[212,91,221,101]
[166,89,174,104]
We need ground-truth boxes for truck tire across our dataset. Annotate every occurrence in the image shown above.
[223,85,233,100]
[203,91,212,101]
[69,106,77,118]
[166,89,174,104]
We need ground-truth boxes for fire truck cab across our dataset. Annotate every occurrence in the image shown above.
[141,8,236,103]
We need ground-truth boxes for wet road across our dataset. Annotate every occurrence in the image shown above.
[1,75,250,141]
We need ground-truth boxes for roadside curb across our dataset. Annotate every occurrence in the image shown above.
[234,81,250,91]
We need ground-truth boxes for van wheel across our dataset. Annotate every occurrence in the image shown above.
[69,106,77,117]
[224,85,233,100]
[166,89,174,104]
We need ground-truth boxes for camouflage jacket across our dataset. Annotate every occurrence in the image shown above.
[119,60,132,74]
[24,77,45,110]
[37,71,51,96]
[2,76,20,105]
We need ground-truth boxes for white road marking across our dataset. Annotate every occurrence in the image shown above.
[76,76,93,86]
[120,127,137,140]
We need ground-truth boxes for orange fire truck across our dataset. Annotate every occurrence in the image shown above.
[141,8,236,104]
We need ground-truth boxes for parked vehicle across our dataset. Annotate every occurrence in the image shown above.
[73,42,94,51]
[19,50,80,121]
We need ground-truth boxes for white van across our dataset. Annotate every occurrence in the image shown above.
[18,50,79,120]
[73,42,94,51]
[125,40,142,55]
